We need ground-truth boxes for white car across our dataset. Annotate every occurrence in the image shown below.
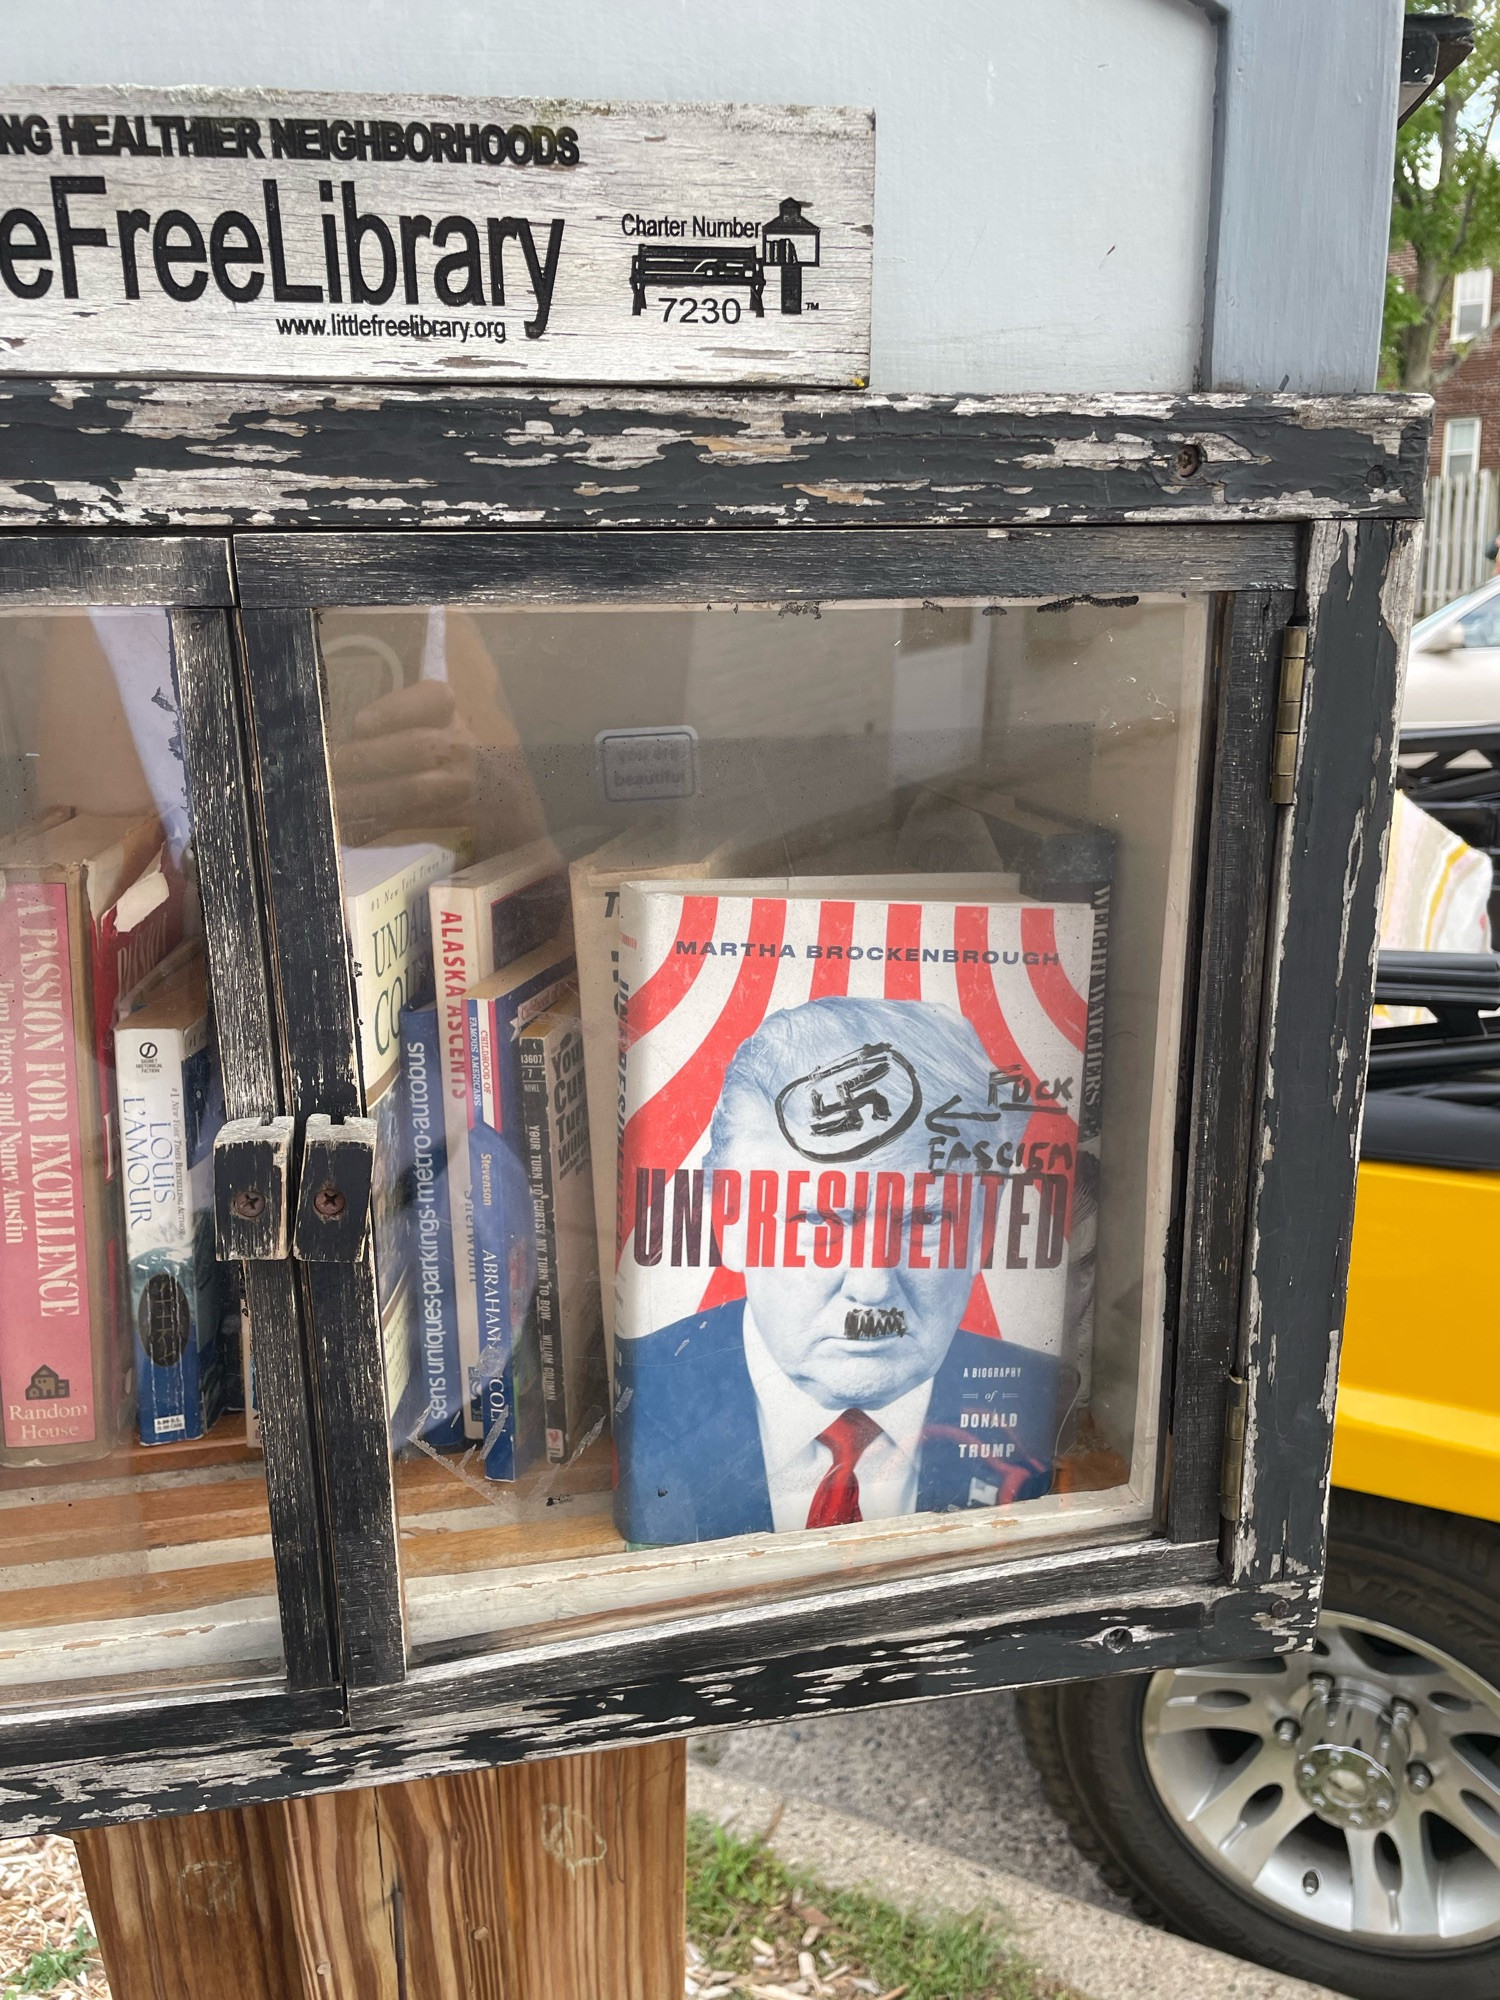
[1404,576,1500,727]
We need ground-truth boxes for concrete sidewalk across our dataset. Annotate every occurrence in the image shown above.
[688,1763,1341,2000]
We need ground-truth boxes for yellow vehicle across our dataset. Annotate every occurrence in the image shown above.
[1021,732,1500,2000]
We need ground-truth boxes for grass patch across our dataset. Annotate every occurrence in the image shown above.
[2,1923,99,1997]
[687,1815,1069,2000]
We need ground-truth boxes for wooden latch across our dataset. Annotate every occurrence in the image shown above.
[1270,624,1309,805]
[1220,1373,1248,1523]
[213,1115,295,1261]
[293,1113,377,1262]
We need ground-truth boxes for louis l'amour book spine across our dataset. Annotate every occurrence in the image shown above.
[343,836,456,1443]
[464,933,577,1481]
[115,950,228,1443]
[610,880,1094,1549]
[0,811,166,1464]
[518,992,606,1466]
[430,835,574,1443]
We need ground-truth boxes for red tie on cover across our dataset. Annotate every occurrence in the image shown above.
[806,1408,883,1528]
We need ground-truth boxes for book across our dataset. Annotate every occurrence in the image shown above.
[430,835,576,1440]
[114,950,228,1444]
[518,993,606,1465]
[399,1001,465,1448]
[897,785,1116,1396]
[611,880,1092,1547]
[343,837,457,1438]
[465,933,577,1480]
[0,811,164,1461]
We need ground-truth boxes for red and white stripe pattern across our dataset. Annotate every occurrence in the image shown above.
[615,888,1094,1354]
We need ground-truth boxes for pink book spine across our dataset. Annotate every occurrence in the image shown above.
[0,880,96,1448]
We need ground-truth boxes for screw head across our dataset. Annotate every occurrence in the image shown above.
[1175,443,1204,479]
[312,1183,347,1222]
[230,1188,265,1222]
[1302,1870,1320,1896]
[1406,1761,1433,1793]
[1101,1626,1132,1653]
[1275,1716,1299,1744]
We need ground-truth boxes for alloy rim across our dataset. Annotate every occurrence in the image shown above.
[1141,1611,1500,1948]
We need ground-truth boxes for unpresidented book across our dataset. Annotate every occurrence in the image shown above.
[399,1001,465,1449]
[610,880,1092,1549]
[343,837,457,1443]
[896,784,1115,1399]
[464,933,577,1481]
[517,992,606,1465]
[0,811,166,1463]
[429,835,578,1443]
[115,948,229,1444]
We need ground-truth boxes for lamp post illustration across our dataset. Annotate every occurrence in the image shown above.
[762,197,820,313]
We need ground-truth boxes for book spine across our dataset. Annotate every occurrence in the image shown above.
[431,884,485,1439]
[401,1004,464,1449]
[467,993,525,1480]
[520,1027,566,1463]
[0,880,98,1451]
[117,1024,222,1443]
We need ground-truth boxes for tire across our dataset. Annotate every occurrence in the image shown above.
[1017,1490,1500,2000]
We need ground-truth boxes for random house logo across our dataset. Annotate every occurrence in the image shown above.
[25,1362,69,1401]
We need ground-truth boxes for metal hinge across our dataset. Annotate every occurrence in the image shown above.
[1270,624,1309,805]
[1220,1373,1248,1523]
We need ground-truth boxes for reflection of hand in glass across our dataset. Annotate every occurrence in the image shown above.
[331,680,478,843]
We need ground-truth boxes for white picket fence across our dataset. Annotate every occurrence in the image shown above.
[1421,471,1500,615]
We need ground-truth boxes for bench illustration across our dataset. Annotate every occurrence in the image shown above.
[630,245,765,316]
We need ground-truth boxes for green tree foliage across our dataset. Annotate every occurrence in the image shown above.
[1386,1,1500,389]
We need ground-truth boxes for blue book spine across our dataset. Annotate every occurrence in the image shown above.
[401,1003,466,1450]
[465,956,574,1481]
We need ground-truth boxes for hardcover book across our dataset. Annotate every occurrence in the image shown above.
[518,992,606,1465]
[344,836,457,1437]
[0,811,165,1460]
[429,835,575,1439]
[611,881,1093,1548]
[114,949,228,1444]
[399,1001,465,1449]
[464,933,577,1481]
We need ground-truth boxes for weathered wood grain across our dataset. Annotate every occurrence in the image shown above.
[372,1770,513,2000]
[0,534,232,605]
[75,1802,306,2000]
[1166,586,1291,1546]
[172,607,339,1691]
[0,92,873,389]
[1231,519,1419,1588]
[498,1741,685,2000]
[238,606,405,1687]
[277,1787,399,2000]
[233,523,1299,606]
[0,384,1430,531]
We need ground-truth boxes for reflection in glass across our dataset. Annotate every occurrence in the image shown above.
[0,611,276,1700]
[320,597,1208,1654]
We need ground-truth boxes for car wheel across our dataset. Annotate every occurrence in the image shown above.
[1017,1491,1500,1999]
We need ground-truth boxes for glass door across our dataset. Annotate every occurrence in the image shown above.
[233,526,1292,1682]
[0,549,332,1708]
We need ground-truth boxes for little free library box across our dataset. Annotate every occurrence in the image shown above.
[0,82,1427,1837]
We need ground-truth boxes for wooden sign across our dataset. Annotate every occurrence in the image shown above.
[0,89,873,387]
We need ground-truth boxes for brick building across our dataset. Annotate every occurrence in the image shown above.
[1394,245,1500,475]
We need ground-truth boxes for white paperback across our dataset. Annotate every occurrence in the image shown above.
[429,835,574,1439]
[344,837,457,1432]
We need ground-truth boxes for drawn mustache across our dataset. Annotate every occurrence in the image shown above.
[843,1307,907,1340]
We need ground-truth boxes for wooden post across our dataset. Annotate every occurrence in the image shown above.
[75,1740,686,2000]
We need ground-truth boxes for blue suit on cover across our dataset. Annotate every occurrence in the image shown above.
[612,1297,1071,1546]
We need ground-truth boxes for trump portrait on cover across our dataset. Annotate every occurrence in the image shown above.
[612,993,1077,1547]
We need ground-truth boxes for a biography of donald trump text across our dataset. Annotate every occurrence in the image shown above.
[609,883,1094,1548]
